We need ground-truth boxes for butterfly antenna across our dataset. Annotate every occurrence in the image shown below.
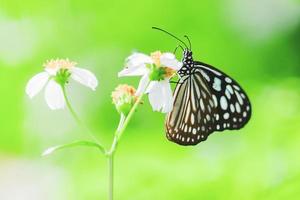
[173,45,184,54]
[184,35,191,50]
[152,27,189,49]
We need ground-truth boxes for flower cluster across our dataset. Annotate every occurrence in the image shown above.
[26,52,182,114]
[26,51,183,200]
[118,51,182,113]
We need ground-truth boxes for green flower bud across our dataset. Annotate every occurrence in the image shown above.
[111,84,138,115]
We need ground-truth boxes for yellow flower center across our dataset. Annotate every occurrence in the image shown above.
[111,84,137,104]
[43,58,77,70]
[164,67,176,78]
[150,51,162,66]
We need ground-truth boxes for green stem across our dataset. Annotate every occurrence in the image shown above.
[62,85,82,125]
[106,81,150,200]
[106,113,125,200]
[108,88,147,154]
[61,85,104,149]
[108,154,113,200]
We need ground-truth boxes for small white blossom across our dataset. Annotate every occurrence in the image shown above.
[118,51,182,113]
[26,59,98,110]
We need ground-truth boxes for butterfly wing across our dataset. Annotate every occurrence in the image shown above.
[165,71,216,145]
[165,61,251,146]
[194,61,251,131]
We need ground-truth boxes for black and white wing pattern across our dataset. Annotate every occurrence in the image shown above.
[165,71,216,145]
[194,61,251,131]
[165,61,251,146]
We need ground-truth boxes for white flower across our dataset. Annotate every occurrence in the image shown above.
[118,51,182,113]
[26,59,98,110]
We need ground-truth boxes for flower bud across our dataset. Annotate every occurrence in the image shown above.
[111,84,138,115]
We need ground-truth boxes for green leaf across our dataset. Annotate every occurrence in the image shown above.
[42,140,106,156]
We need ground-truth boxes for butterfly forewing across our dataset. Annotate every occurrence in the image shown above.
[166,71,216,145]
[194,61,251,131]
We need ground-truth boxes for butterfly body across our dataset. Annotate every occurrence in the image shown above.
[166,49,251,146]
[178,50,194,77]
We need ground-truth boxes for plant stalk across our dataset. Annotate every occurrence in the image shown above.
[61,85,103,146]
[108,154,114,200]
[107,81,149,200]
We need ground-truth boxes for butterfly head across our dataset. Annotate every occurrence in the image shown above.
[151,27,193,71]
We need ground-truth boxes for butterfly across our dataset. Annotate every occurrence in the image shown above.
[153,27,251,146]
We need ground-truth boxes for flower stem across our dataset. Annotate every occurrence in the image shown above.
[108,154,113,200]
[62,85,82,125]
[107,81,149,200]
[106,113,125,200]
[61,85,103,147]
[108,90,146,154]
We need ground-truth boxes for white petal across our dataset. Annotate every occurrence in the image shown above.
[160,52,182,70]
[44,80,65,110]
[118,65,149,77]
[145,81,156,93]
[136,74,150,96]
[147,80,174,113]
[71,67,98,90]
[161,80,174,113]
[126,53,153,66]
[147,81,163,112]
[25,72,50,98]
[45,67,59,76]
[118,53,152,77]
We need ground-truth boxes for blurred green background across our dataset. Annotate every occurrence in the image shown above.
[1,0,300,199]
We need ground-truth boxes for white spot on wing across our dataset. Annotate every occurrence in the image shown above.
[220,96,228,110]
[225,77,232,83]
[235,90,244,105]
[212,95,218,107]
[223,112,230,119]
[225,89,231,99]
[226,85,234,94]
[213,77,222,91]
[192,128,197,134]
[191,114,195,125]
[235,102,241,113]
[230,104,235,112]
[246,105,250,111]
[200,99,205,111]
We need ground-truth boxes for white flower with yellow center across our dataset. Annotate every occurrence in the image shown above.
[118,51,182,113]
[26,59,98,110]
